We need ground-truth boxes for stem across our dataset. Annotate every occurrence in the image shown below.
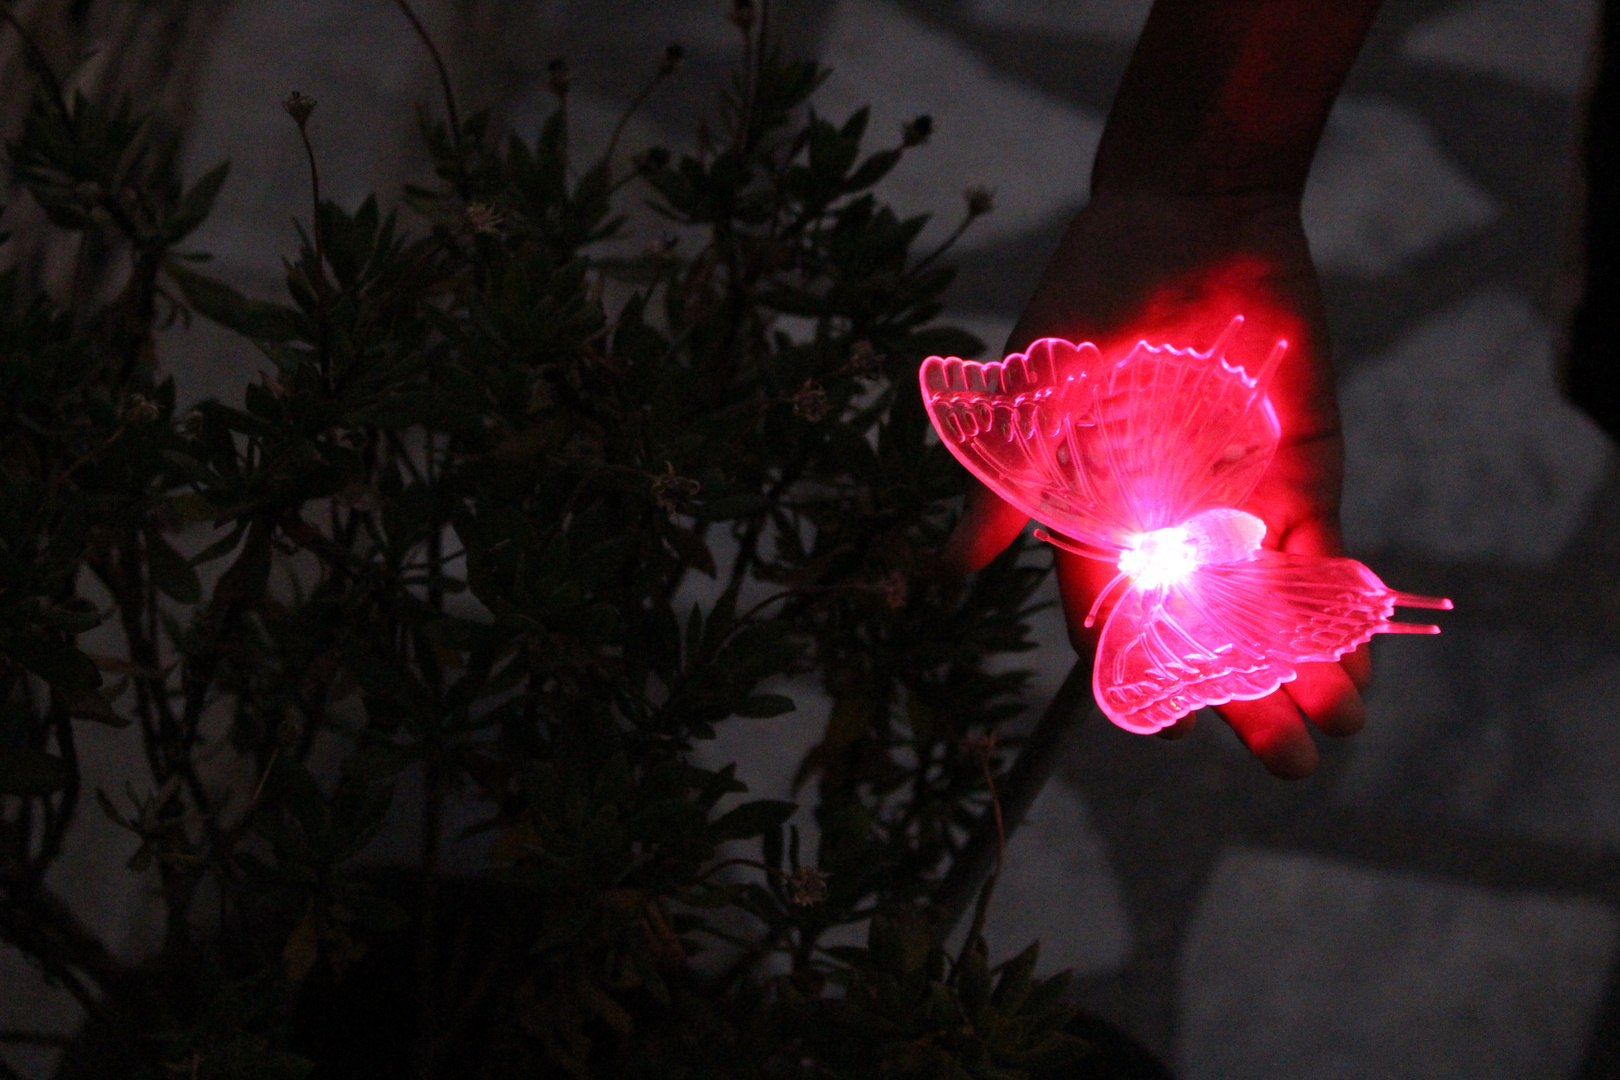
[930,659,1095,938]
[958,742,1006,966]
[392,0,467,199]
[0,3,68,116]
[293,121,332,382]
[912,209,977,274]
[34,692,80,872]
[603,67,670,178]
[25,419,132,537]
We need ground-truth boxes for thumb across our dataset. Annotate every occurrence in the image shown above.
[941,477,1028,576]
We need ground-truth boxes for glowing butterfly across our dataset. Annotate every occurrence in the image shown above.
[919,317,1451,734]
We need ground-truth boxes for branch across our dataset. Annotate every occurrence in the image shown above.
[930,659,1096,938]
[0,1,68,116]
[392,0,467,199]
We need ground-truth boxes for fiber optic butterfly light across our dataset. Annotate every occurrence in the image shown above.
[920,317,1451,735]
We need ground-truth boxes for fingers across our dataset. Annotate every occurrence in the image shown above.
[1340,643,1371,692]
[1273,512,1374,730]
[1284,661,1365,736]
[941,478,1029,576]
[1277,514,1344,558]
[1214,653,1368,778]
[1214,692,1319,779]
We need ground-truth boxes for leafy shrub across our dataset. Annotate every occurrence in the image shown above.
[0,7,1088,1077]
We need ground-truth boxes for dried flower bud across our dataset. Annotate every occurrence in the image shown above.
[644,235,680,262]
[634,146,672,172]
[791,381,830,423]
[660,44,686,77]
[124,394,159,426]
[547,59,573,97]
[277,715,305,749]
[282,91,317,126]
[729,0,755,30]
[848,338,880,378]
[334,482,381,513]
[962,730,997,761]
[652,462,701,513]
[787,866,828,906]
[965,186,995,218]
[901,114,933,148]
[463,202,506,236]
[877,570,906,610]
[177,409,205,436]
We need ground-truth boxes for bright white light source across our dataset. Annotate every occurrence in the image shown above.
[1119,526,1199,589]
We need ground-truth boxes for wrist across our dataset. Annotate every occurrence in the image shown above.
[1089,0,1382,202]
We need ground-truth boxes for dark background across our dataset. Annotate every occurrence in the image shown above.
[2,1,1616,1077]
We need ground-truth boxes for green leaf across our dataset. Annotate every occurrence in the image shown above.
[348,391,445,429]
[58,687,130,728]
[165,261,303,342]
[663,524,717,577]
[991,940,1039,1012]
[845,148,901,192]
[146,531,202,603]
[343,743,415,780]
[165,160,229,242]
[2,629,100,689]
[734,694,795,719]
[188,521,247,567]
[0,748,69,795]
[709,799,795,841]
[39,600,101,634]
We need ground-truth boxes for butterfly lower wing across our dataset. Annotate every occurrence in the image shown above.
[1094,551,1449,733]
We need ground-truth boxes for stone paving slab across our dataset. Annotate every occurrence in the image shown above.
[0,945,81,1079]
[977,778,1134,978]
[815,0,1103,254]
[1405,0,1599,95]
[1179,848,1617,1080]
[1340,627,1620,852]
[1341,287,1612,564]
[1304,96,1498,277]
[964,0,1155,43]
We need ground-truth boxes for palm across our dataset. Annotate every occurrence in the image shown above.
[945,188,1366,777]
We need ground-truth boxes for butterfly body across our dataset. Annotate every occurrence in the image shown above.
[920,318,1450,734]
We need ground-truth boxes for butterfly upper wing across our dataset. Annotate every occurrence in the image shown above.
[1094,551,1449,734]
[919,320,1283,552]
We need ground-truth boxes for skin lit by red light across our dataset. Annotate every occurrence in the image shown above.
[920,316,1451,734]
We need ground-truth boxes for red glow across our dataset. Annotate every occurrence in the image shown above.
[920,316,1450,734]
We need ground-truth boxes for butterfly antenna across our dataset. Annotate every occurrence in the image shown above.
[1206,315,1244,359]
[1391,591,1453,610]
[1032,527,1116,562]
[1084,569,1132,629]
[1254,338,1288,391]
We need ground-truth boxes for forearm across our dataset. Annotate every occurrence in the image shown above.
[1093,0,1384,199]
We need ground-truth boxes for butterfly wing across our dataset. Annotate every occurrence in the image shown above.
[1093,551,1450,734]
[919,318,1284,552]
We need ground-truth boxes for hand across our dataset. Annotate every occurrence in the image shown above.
[942,186,1368,778]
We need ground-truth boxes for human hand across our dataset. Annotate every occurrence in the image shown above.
[942,186,1368,778]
